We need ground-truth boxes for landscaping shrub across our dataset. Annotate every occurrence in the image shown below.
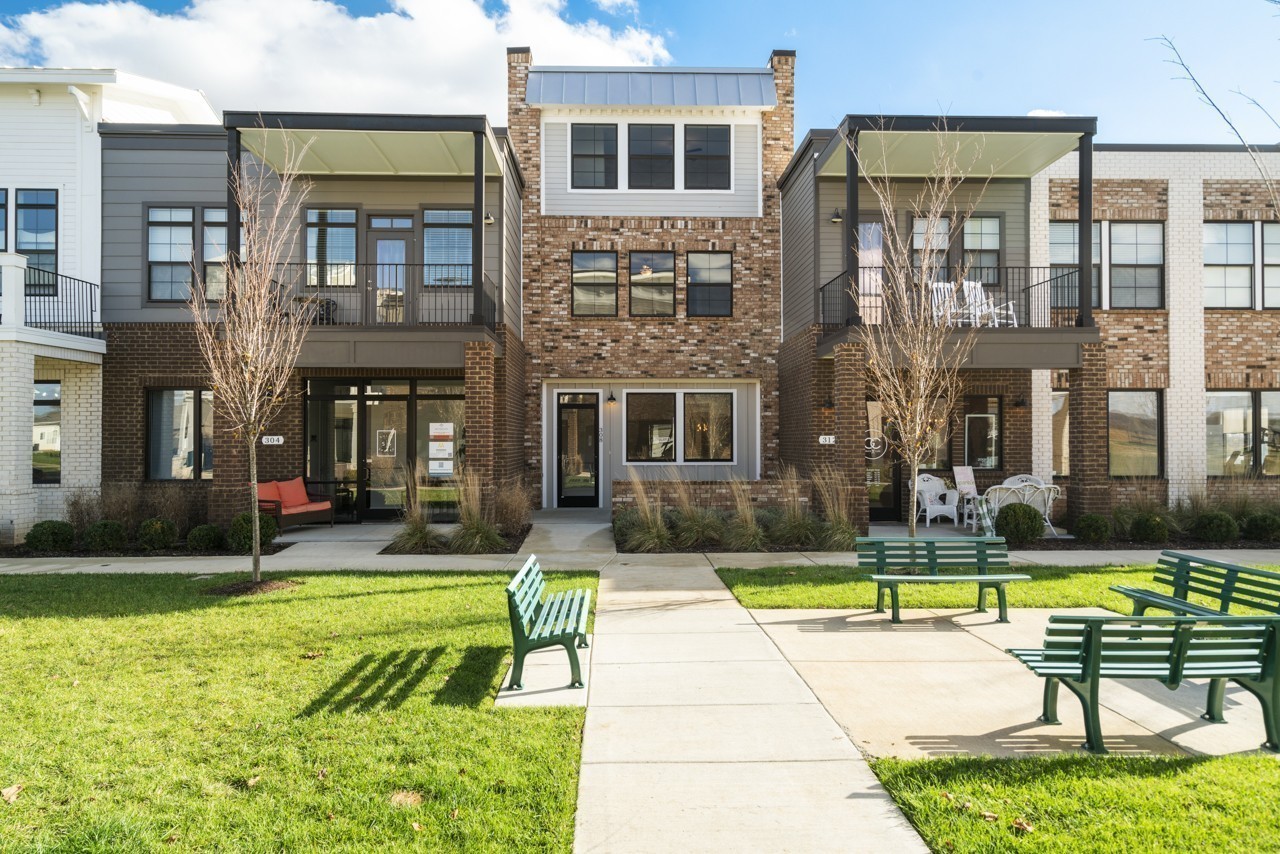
[64,488,102,539]
[493,478,533,539]
[146,481,196,536]
[1130,513,1169,544]
[138,517,178,551]
[101,481,145,538]
[228,512,278,554]
[85,520,128,551]
[186,523,227,552]
[449,517,507,554]
[24,520,76,553]
[723,478,768,551]
[623,470,672,553]
[612,508,641,546]
[1243,512,1280,543]
[812,463,859,550]
[666,479,721,550]
[769,466,821,549]
[1190,510,1240,543]
[1072,513,1111,545]
[994,503,1044,547]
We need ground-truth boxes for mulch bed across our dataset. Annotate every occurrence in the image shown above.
[204,579,302,597]
[377,524,531,556]
[0,542,294,559]
[1015,537,1277,551]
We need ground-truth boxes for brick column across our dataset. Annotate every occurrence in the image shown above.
[465,341,497,503]
[833,342,869,534]
[0,342,38,543]
[1067,341,1111,519]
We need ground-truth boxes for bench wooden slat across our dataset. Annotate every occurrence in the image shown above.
[857,536,1024,624]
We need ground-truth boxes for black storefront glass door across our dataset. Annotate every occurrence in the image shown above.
[557,393,600,507]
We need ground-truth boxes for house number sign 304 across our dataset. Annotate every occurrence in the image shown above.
[261,435,285,446]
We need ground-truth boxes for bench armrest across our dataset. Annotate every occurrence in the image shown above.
[257,498,283,513]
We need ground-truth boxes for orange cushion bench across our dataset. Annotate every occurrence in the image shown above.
[257,477,335,529]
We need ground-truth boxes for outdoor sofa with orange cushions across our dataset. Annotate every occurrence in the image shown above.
[256,477,334,529]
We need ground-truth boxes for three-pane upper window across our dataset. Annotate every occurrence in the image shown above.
[1109,222,1164,308]
[148,207,226,301]
[570,123,731,191]
[571,124,618,189]
[684,125,731,190]
[628,125,675,190]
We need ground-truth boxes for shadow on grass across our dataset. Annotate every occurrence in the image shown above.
[299,647,446,716]
[432,646,508,707]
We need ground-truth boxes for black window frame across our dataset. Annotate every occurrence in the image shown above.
[1203,221,1255,309]
[1265,222,1280,309]
[684,125,731,191]
[628,251,676,317]
[627,124,675,190]
[146,206,196,302]
[32,380,61,485]
[686,251,733,318]
[961,215,1001,285]
[1109,221,1166,309]
[201,207,228,301]
[625,392,678,462]
[145,387,215,481]
[1107,389,1164,478]
[1205,389,1280,477]
[304,207,359,287]
[963,395,1003,471]
[571,124,618,190]
[17,188,58,295]
[0,189,7,253]
[682,391,735,463]
[421,208,474,287]
[1049,221,1101,308]
[571,251,619,317]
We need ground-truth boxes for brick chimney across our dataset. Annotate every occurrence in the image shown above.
[506,47,538,190]
[763,50,796,212]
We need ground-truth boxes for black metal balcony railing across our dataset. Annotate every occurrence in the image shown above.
[275,263,498,329]
[0,267,104,340]
[818,266,1082,330]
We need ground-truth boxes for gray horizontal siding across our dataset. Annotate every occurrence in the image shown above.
[502,164,523,336]
[542,121,759,217]
[780,163,817,338]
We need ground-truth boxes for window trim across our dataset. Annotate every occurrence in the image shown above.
[301,204,363,290]
[627,250,676,317]
[145,387,215,481]
[419,206,475,288]
[570,250,619,318]
[683,124,732,191]
[1108,221,1166,309]
[622,388,738,465]
[1205,389,1280,478]
[17,188,58,296]
[627,123,675,191]
[1107,389,1164,479]
[1048,220,1102,309]
[0,188,7,253]
[686,250,734,318]
[569,123,619,190]
[565,119,735,195]
[32,380,61,486]
[1203,221,1256,310]
[145,203,229,303]
[962,395,1004,471]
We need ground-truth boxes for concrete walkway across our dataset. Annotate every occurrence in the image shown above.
[572,562,925,853]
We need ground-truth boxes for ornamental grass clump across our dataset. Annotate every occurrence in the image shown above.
[769,465,821,548]
[669,478,723,550]
[812,463,860,550]
[724,477,768,552]
[623,469,672,553]
[449,465,506,555]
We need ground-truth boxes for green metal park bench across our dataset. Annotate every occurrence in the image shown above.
[1008,614,1280,754]
[505,554,591,691]
[856,536,1030,624]
[1110,550,1280,618]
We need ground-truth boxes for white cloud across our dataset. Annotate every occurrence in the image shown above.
[1026,108,1068,117]
[592,0,638,14]
[0,0,671,122]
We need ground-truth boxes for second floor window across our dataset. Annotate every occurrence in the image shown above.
[1203,222,1254,308]
[0,190,7,251]
[1267,223,1280,309]
[148,207,195,301]
[306,209,357,286]
[687,251,732,317]
[1109,222,1164,308]
[202,208,228,300]
[628,125,674,189]
[423,209,473,286]
[1048,221,1101,308]
[912,217,950,281]
[629,251,675,316]
[572,251,618,316]
[684,125,730,190]
[572,124,618,189]
[17,189,57,293]
[962,216,1000,284]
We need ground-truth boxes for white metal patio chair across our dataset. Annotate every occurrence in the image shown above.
[916,473,959,527]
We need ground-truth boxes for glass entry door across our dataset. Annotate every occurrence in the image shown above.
[366,229,414,324]
[364,394,409,517]
[866,400,902,522]
[557,393,599,508]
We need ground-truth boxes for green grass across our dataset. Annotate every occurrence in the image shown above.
[872,754,1280,852]
[716,564,1160,612]
[0,571,596,852]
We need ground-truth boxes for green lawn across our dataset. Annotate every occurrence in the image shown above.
[716,564,1160,612]
[873,754,1280,853]
[0,572,595,852]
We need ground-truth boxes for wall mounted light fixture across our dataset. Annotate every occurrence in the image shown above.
[830,208,843,224]
[607,390,617,405]
[483,211,495,225]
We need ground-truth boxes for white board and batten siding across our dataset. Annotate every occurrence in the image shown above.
[0,87,99,284]
[540,115,762,218]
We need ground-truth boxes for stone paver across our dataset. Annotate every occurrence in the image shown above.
[574,563,925,853]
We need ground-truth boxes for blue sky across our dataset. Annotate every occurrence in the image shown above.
[1,0,1277,144]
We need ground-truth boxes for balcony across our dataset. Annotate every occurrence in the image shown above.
[277,263,498,330]
[0,261,104,342]
[818,267,1084,330]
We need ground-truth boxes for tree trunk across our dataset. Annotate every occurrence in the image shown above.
[907,461,919,538]
[249,441,261,584]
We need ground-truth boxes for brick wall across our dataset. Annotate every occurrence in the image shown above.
[495,324,530,487]
[1203,312,1280,388]
[1049,178,1169,221]
[1067,340,1112,518]
[611,478,811,515]
[33,357,102,521]
[1203,180,1280,222]
[1097,311,1169,388]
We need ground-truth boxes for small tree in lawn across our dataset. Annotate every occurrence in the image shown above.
[190,137,312,583]
[851,123,990,537]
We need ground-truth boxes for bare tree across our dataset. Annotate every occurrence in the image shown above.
[190,137,312,583]
[850,124,991,536]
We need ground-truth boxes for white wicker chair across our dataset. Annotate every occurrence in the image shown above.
[983,482,1061,536]
[916,474,959,527]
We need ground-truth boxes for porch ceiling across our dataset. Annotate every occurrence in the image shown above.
[238,127,503,178]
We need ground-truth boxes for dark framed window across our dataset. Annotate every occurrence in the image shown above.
[628,124,674,190]
[1204,222,1254,308]
[1206,390,1280,476]
[423,209,473,286]
[687,251,732,317]
[912,216,951,282]
[1108,390,1162,477]
[572,251,618,316]
[0,189,7,252]
[963,396,1002,470]
[629,251,675,316]
[1110,222,1164,308]
[921,399,952,470]
[626,393,676,461]
[684,392,734,462]
[1049,221,1101,308]
[148,207,195,301]
[1051,390,1070,477]
[962,216,1000,284]
[305,208,357,287]
[202,208,228,300]
[571,124,618,189]
[1263,223,1280,309]
[17,189,57,294]
[684,125,730,190]
[33,382,60,485]
[147,389,214,480]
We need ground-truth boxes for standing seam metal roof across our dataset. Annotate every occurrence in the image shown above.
[526,67,776,107]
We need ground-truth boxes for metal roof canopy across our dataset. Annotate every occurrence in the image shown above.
[526,66,776,108]
[816,114,1098,179]
[225,112,503,177]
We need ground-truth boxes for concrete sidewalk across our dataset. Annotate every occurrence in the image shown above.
[572,563,925,853]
